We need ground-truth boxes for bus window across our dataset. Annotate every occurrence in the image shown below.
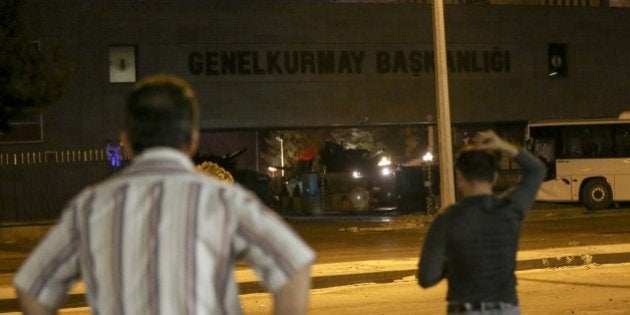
[533,139,555,180]
[561,127,584,158]
[614,125,630,157]
[561,125,613,158]
[583,126,612,157]
[530,127,557,180]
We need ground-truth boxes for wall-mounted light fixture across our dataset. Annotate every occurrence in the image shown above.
[109,45,137,83]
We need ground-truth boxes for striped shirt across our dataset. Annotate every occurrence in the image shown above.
[14,148,315,314]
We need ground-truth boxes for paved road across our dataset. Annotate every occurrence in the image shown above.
[286,205,630,264]
[240,263,630,315]
[3,204,630,269]
[1,204,630,313]
[5,263,629,314]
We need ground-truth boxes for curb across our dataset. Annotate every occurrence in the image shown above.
[239,251,630,294]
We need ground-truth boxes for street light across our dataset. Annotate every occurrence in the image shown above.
[275,136,284,177]
[422,152,434,163]
[267,166,278,178]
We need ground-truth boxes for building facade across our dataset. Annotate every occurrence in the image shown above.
[2,2,628,146]
[1,1,628,220]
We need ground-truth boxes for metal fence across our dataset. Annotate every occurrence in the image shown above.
[0,149,118,224]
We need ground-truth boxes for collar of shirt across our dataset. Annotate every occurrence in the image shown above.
[125,147,195,173]
[456,194,496,210]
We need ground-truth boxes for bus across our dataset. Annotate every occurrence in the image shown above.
[526,116,630,210]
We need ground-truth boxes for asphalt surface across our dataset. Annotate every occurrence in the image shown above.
[1,204,630,313]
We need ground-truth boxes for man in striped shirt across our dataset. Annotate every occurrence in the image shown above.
[14,74,315,314]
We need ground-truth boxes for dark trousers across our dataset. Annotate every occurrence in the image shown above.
[447,302,520,315]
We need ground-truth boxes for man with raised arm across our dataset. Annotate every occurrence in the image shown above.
[418,130,546,315]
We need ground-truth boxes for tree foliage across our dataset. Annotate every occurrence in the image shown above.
[0,0,71,133]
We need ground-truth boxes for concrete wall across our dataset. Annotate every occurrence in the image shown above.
[6,2,630,150]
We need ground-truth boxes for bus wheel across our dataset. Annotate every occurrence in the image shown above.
[580,179,612,210]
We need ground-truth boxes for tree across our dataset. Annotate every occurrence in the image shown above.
[0,0,71,133]
[329,127,382,151]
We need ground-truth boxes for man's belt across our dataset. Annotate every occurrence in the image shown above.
[447,301,516,312]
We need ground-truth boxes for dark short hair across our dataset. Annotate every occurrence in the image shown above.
[124,75,200,153]
[454,149,498,183]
